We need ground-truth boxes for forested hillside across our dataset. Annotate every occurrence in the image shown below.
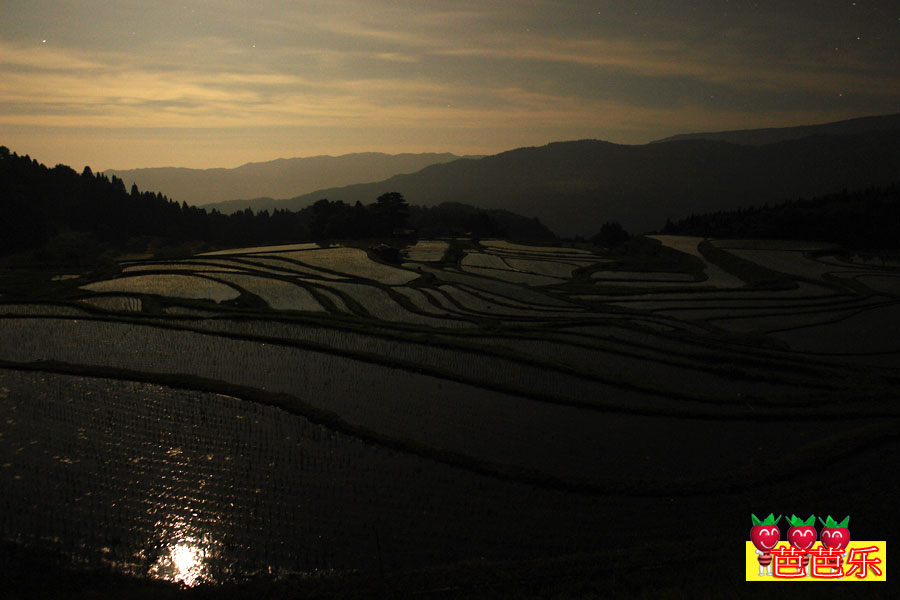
[661,184,900,249]
[0,147,552,264]
[270,130,900,236]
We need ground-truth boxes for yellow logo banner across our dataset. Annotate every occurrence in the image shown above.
[746,541,886,581]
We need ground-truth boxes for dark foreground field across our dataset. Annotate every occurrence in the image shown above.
[1,236,897,598]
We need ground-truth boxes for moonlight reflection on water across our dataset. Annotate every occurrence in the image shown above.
[0,363,610,584]
[147,513,216,587]
[153,540,207,587]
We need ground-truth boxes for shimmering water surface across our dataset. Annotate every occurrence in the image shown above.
[0,369,608,585]
[7,237,896,587]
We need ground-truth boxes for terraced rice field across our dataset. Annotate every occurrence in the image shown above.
[210,273,325,312]
[404,239,449,262]
[81,274,241,303]
[277,247,420,285]
[2,236,899,588]
[196,242,323,256]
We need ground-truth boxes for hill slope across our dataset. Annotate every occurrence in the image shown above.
[106,152,465,207]
[0,146,551,264]
[651,113,900,146]
[253,129,900,236]
[662,184,900,249]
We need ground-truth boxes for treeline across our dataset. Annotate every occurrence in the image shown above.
[661,184,900,249]
[410,202,554,241]
[1,146,298,256]
[298,196,556,240]
[0,147,553,262]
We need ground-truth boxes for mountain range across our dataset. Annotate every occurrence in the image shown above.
[210,130,900,236]
[105,152,466,207]
[651,113,900,146]
[114,113,900,237]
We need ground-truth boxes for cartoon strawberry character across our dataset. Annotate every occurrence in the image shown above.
[819,515,850,575]
[787,514,817,575]
[750,513,781,576]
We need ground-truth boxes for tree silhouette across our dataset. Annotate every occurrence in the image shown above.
[659,184,900,249]
[371,192,409,235]
[0,145,556,263]
[592,221,630,248]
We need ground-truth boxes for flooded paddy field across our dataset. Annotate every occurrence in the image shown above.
[0,369,619,584]
[2,236,899,592]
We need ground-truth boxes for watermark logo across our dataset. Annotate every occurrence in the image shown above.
[746,514,886,581]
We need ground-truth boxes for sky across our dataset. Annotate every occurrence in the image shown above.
[1,0,898,170]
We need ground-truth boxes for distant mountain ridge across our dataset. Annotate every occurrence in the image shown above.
[109,113,900,237]
[651,113,900,146]
[105,152,466,207]
[0,146,551,264]
[259,128,900,236]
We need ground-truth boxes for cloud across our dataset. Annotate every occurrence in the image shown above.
[0,38,607,130]
[2,1,897,169]
[0,32,890,146]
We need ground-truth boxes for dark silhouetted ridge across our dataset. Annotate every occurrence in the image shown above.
[651,113,900,146]
[261,127,900,236]
[106,152,467,208]
[0,146,548,264]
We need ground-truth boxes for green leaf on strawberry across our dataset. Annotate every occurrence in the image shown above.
[752,513,781,526]
[788,514,816,527]
[819,515,850,529]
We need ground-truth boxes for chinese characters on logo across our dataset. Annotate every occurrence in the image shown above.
[747,513,886,581]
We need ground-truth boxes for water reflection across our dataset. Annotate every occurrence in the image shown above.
[147,516,216,587]
[0,369,612,585]
[149,531,210,586]
[165,542,205,586]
